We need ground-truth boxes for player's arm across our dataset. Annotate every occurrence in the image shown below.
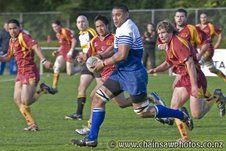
[0,48,13,62]
[97,45,114,59]
[185,57,199,98]
[196,42,209,60]
[148,61,171,74]
[214,32,222,49]
[32,44,52,69]
[0,54,11,62]
[68,37,77,57]
[104,44,130,66]
[195,29,210,60]
[94,44,129,71]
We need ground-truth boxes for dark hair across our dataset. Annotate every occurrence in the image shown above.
[175,8,187,17]
[157,20,178,35]
[7,19,20,27]
[113,3,129,12]
[94,15,109,25]
[52,20,61,26]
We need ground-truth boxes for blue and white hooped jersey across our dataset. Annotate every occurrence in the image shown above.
[114,19,144,71]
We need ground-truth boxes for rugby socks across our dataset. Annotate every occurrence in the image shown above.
[76,97,86,115]
[52,73,59,89]
[88,108,105,140]
[175,119,189,140]
[19,105,35,126]
[155,105,184,120]
[215,69,226,82]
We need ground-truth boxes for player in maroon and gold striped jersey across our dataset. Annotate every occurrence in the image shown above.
[196,13,226,82]
[0,19,52,131]
[50,20,80,92]
[148,20,224,142]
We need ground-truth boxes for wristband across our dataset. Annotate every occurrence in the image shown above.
[41,58,47,65]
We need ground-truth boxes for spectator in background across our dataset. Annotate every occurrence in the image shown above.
[0,22,17,75]
[142,23,156,69]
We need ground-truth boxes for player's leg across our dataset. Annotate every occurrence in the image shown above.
[131,93,192,131]
[190,88,225,118]
[65,73,94,120]
[170,87,190,141]
[52,55,65,90]
[112,92,133,108]
[72,77,125,147]
[66,61,82,76]
[20,79,39,131]
[14,80,37,131]
[201,52,226,82]
[75,82,133,135]
[75,77,103,134]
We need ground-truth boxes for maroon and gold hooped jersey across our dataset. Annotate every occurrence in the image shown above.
[87,33,115,81]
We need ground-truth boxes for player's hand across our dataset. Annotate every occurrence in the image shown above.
[191,85,199,98]
[158,44,166,50]
[147,68,156,74]
[43,61,53,69]
[52,50,59,57]
[172,75,181,89]
[67,49,73,58]
[196,53,202,61]
[94,60,104,72]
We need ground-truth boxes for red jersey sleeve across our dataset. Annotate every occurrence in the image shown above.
[214,25,222,36]
[171,36,191,63]
[22,33,37,49]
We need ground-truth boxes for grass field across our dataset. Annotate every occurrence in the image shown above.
[0,73,225,151]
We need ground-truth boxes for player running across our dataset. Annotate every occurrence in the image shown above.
[196,13,226,82]
[0,19,53,131]
[71,4,193,147]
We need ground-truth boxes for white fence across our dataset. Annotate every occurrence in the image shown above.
[40,47,226,76]
[39,47,81,75]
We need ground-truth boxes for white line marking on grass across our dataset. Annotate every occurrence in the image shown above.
[0,78,14,83]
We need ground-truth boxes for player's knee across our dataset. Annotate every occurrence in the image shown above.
[92,95,105,108]
[53,66,60,73]
[191,112,203,119]
[66,71,73,76]
[209,67,217,73]
[95,88,110,103]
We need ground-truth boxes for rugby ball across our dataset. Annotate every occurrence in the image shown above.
[86,56,100,72]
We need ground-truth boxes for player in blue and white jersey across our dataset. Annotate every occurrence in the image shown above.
[71,4,193,147]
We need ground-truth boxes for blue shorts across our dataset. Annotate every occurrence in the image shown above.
[108,68,148,95]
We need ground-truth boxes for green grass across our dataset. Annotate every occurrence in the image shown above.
[0,74,225,151]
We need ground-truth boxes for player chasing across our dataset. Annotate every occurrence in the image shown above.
[148,20,226,142]
[41,20,81,94]
[0,19,53,131]
[71,4,193,147]
[75,15,174,136]
[196,13,226,82]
